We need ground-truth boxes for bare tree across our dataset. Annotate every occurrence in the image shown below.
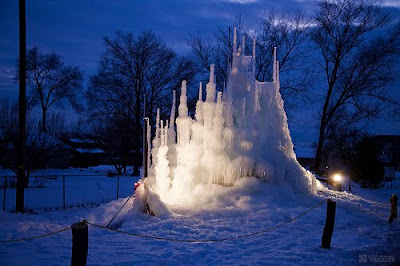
[21,47,83,132]
[311,0,400,172]
[256,11,314,104]
[0,98,64,182]
[0,97,18,147]
[187,10,313,107]
[86,30,195,174]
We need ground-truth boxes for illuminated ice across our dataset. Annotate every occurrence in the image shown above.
[136,27,316,210]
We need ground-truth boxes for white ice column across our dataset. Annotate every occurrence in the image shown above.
[276,61,280,90]
[203,65,217,130]
[233,27,237,56]
[168,90,176,146]
[176,80,192,146]
[195,82,204,122]
[179,81,188,117]
[153,108,161,150]
[252,39,256,73]
[206,64,216,103]
[273,47,277,83]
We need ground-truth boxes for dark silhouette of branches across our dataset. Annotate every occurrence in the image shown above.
[18,47,83,132]
[311,0,400,172]
[86,30,195,174]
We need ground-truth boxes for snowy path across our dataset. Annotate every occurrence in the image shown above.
[0,180,399,265]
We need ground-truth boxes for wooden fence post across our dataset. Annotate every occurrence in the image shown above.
[322,199,336,249]
[388,194,398,224]
[71,220,88,266]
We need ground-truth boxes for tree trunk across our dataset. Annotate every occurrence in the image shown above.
[314,123,325,173]
[42,108,47,132]
[314,83,334,174]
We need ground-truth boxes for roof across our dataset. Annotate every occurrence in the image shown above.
[69,138,97,144]
[293,143,316,159]
[75,148,105,154]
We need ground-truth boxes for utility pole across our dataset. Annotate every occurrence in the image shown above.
[16,0,26,213]
[142,95,148,179]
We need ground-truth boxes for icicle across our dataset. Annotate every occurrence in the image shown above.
[178,80,188,117]
[273,47,277,83]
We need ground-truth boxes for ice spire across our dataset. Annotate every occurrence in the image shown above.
[146,118,151,167]
[273,47,277,83]
[252,39,256,72]
[160,120,164,146]
[154,108,160,146]
[169,90,176,127]
[199,82,202,101]
[242,35,245,55]
[165,120,168,146]
[276,60,280,90]
[178,81,188,117]
[233,27,237,55]
[195,82,204,122]
[206,64,216,103]
[217,91,222,104]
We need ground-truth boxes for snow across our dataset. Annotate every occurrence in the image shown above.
[0,166,137,211]
[69,138,97,144]
[0,178,399,265]
[75,148,105,154]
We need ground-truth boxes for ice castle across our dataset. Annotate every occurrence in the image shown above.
[135,28,316,210]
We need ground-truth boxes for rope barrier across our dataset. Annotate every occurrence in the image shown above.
[336,204,379,213]
[0,226,71,243]
[335,202,392,222]
[107,194,135,228]
[87,199,326,243]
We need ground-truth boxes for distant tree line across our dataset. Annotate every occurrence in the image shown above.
[1,0,399,186]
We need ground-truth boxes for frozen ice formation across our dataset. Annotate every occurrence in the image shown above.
[137,27,316,209]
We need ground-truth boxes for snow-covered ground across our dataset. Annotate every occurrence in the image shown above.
[0,172,399,265]
[0,166,138,211]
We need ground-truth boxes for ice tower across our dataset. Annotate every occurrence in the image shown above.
[137,27,316,209]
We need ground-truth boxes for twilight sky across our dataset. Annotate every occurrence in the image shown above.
[1,0,399,142]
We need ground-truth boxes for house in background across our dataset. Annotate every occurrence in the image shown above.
[65,138,106,167]
[294,143,316,170]
[369,135,400,170]
[0,131,72,170]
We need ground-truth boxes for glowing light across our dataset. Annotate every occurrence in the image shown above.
[333,174,342,183]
